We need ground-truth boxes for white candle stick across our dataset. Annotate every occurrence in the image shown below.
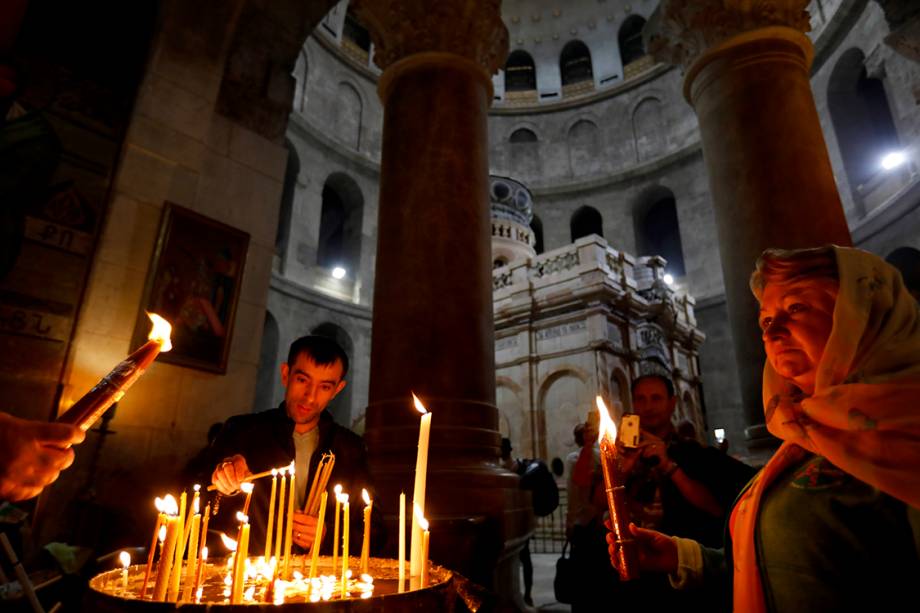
[265,468,278,559]
[398,492,406,593]
[360,488,372,575]
[410,393,431,579]
[119,551,131,596]
[152,495,179,602]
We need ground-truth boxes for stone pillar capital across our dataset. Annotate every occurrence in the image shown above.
[351,0,508,75]
[647,0,812,71]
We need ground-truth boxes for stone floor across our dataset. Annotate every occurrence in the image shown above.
[523,553,571,612]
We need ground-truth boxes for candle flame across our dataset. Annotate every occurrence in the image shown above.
[158,525,167,542]
[289,461,295,474]
[162,494,178,516]
[272,468,278,476]
[362,488,371,506]
[414,502,429,530]
[338,493,349,504]
[240,481,254,494]
[193,484,200,492]
[236,511,249,524]
[220,533,238,551]
[146,313,173,352]
[154,496,163,512]
[412,392,428,414]
[334,484,342,495]
[596,396,617,442]
[119,551,131,568]
[202,546,208,561]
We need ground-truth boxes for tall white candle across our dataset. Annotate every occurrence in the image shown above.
[152,495,179,602]
[264,469,278,559]
[119,551,131,596]
[360,489,372,575]
[410,393,431,579]
[398,492,406,592]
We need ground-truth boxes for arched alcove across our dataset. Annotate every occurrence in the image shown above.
[505,50,537,92]
[619,15,647,67]
[310,322,354,426]
[632,97,666,161]
[539,370,590,466]
[254,311,281,411]
[335,81,363,149]
[828,48,900,194]
[276,140,299,255]
[530,214,544,255]
[317,173,364,277]
[571,205,603,242]
[509,127,539,176]
[610,368,631,417]
[496,383,527,456]
[560,40,593,87]
[635,187,686,276]
[568,119,600,176]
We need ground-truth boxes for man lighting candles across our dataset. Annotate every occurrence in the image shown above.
[198,336,381,562]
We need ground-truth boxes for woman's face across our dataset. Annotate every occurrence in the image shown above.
[758,277,839,394]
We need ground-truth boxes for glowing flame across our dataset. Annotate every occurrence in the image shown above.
[272,468,278,477]
[412,393,428,414]
[161,494,178,516]
[334,484,342,496]
[360,573,373,583]
[596,396,617,442]
[146,313,173,352]
[338,493,349,504]
[119,551,131,568]
[220,533,238,551]
[289,461,295,474]
[158,525,166,542]
[236,512,249,524]
[154,497,163,512]
[414,503,428,531]
[240,481,254,494]
[362,488,371,506]
[244,586,255,601]
[193,484,200,492]
[201,546,208,561]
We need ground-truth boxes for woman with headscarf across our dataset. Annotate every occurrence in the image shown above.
[606,245,920,611]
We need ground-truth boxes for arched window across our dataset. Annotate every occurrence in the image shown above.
[505,50,536,91]
[343,10,370,52]
[509,128,539,175]
[311,322,354,426]
[560,40,593,86]
[635,187,686,276]
[619,15,646,67]
[335,82,362,149]
[568,119,600,175]
[632,97,666,161]
[571,205,603,242]
[530,215,544,254]
[317,173,363,277]
[828,48,900,191]
[254,311,280,411]
[276,140,299,254]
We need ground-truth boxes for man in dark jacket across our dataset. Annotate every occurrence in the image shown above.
[204,335,377,557]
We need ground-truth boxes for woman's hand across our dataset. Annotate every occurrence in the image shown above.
[605,520,678,574]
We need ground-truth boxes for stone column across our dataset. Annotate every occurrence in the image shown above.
[352,0,532,605]
[647,1,853,451]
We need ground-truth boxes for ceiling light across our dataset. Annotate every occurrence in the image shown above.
[332,267,346,279]
[714,428,725,444]
[881,150,907,170]
[663,273,674,286]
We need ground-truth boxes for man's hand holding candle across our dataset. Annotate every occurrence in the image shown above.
[0,412,85,501]
[211,454,251,495]
[291,511,325,550]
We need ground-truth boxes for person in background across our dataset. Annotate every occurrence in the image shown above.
[607,246,920,612]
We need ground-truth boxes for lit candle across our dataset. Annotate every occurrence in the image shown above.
[340,494,349,598]
[596,396,640,581]
[119,551,131,596]
[168,490,187,601]
[283,462,296,577]
[197,503,210,580]
[308,490,328,579]
[416,505,430,588]
[58,313,172,431]
[152,494,179,602]
[360,489,372,575]
[410,393,431,579]
[232,513,250,603]
[194,547,208,602]
[264,468,278,559]
[331,484,342,573]
[140,498,166,599]
[182,490,201,601]
[240,481,255,516]
[398,492,406,593]
[274,468,287,562]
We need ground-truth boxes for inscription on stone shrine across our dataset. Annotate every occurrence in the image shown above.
[496,336,519,351]
[536,320,586,340]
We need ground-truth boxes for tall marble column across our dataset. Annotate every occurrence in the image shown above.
[647,1,852,451]
[352,0,532,605]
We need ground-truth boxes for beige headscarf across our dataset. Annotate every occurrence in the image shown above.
[731,245,920,613]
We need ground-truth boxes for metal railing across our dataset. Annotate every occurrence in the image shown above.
[531,487,568,554]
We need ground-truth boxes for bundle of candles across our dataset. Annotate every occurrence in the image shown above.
[99,393,438,604]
